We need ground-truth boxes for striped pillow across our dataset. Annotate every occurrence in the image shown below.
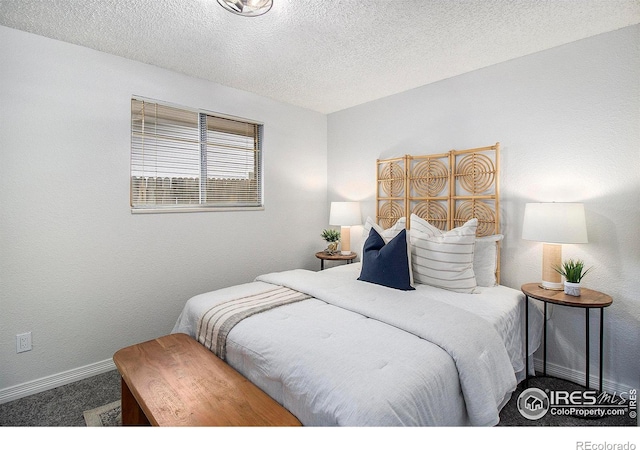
[409,214,478,293]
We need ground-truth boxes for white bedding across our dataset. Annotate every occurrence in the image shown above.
[172,263,543,426]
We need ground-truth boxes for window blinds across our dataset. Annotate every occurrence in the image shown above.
[131,98,263,211]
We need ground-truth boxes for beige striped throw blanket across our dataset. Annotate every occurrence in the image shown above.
[196,286,311,360]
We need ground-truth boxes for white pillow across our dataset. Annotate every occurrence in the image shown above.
[362,216,406,255]
[409,214,478,293]
[362,217,413,286]
[474,234,503,287]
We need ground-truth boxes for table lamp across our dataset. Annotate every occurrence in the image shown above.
[522,202,588,290]
[329,202,361,255]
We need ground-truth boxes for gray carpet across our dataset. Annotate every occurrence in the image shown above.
[0,369,634,426]
[0,370,121,426]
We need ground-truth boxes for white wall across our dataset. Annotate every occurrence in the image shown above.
[328,25,639,392]
[0,26,327,392]
[1,22,637,399]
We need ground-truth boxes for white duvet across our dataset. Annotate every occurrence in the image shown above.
[172,263,542,426]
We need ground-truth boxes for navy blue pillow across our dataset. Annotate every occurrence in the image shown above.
[358,228,414,291]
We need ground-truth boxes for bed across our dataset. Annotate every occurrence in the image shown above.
[171,143,544,426]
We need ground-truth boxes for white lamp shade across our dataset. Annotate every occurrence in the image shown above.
[329,202,361,226]
[522,203,588,244]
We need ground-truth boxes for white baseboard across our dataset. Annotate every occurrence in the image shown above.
[0,358,116,405]
[533,357,634,394]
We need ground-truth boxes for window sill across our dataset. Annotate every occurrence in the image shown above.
[131,206,265,214]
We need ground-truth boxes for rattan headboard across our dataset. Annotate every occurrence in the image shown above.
[376,143,501,278]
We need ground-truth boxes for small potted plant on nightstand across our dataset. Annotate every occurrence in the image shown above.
[554,259,592,296]
[321,229,340,255]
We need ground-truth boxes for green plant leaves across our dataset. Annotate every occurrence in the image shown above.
[321,229,340,242]
[553,258,592,283]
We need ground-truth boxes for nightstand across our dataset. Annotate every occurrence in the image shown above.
[315,252,356,270]
[521,283,612,391]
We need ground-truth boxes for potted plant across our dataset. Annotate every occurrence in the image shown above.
[554,259,592,296]
[321,229,341,254]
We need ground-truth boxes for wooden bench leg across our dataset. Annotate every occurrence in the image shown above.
[121,377,150,426]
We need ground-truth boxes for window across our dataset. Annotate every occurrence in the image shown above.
[131,98,263,212]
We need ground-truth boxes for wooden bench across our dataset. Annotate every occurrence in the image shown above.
[113,333,301,426]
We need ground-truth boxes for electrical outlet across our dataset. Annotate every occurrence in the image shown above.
[16,332,32,353]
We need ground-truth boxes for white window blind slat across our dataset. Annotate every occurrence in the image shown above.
[131,98,263,210]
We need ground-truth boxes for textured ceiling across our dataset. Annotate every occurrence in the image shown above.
[1,0,639,113]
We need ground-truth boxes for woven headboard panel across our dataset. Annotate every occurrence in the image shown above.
[376,143,501,280]
[376,142,500,235]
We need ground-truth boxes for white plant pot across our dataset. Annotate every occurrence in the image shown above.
[564,281,581,297]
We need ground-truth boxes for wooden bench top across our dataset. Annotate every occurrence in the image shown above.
[113,333,301,426]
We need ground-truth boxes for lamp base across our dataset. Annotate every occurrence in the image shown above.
[340,226,351,256]
[540,243,563,291]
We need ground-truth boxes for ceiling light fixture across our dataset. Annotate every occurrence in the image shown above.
[217,0,273,17]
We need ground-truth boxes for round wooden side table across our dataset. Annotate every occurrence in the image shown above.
[521,283,612,391]
[315,251,356,270]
